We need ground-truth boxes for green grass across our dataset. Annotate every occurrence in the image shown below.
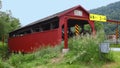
[33,51,120,68]
[110,44,120,48]
[5,45,63,68]
[100,51,120,68]
[34,65,89,68]
[113,52,120,62]
[113,52,120,68]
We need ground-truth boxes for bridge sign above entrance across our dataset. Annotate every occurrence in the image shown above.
[90,13,107,22]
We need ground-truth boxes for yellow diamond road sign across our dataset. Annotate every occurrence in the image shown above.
[90,14,107,22]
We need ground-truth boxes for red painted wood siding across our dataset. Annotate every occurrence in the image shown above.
[8,29,61,53]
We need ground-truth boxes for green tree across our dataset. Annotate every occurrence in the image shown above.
[94,21,104,31]
[0,11,21,41]
[84,21,104,32]
[0,0,20,41]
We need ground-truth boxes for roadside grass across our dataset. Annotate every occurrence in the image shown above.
[35,65,89,68]
[110,44,120,48]
[6,45,63,68]
[113,51,120,62]
[35,51,120,68]
[102,51,120,68]
[114,52,120,68]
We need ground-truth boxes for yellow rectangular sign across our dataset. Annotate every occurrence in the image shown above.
[90,14,107,22]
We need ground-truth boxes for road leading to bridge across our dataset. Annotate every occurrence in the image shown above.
[110,48,120,51]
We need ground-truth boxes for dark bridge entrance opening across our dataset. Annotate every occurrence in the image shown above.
[62,19,91,40]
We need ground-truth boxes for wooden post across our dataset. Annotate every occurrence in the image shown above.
[64,20,68,49]
[89,20,96,36]
[50,23,53,30]
[116,23,119,44]
[75,24,80,36]
[60,16,69,53]
[2,35,4,46]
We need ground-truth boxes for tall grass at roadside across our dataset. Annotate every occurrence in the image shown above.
[6,45,63,68]
[0,58,12,68]
[63,30,114,64]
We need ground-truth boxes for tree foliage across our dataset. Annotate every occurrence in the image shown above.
[94,21,104,31]
[0,11,21,40]
[84,21,104,33]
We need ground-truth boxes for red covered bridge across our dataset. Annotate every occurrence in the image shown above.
[8,5,119,53]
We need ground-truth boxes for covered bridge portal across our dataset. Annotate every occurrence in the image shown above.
[8,5,96,53]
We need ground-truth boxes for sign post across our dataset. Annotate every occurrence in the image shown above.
[75,24,80,36]
[116,23,119,44]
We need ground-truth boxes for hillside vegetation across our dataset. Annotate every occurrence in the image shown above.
[90,1,120,35]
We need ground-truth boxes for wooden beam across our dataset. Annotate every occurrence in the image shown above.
[107,20,120,24]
